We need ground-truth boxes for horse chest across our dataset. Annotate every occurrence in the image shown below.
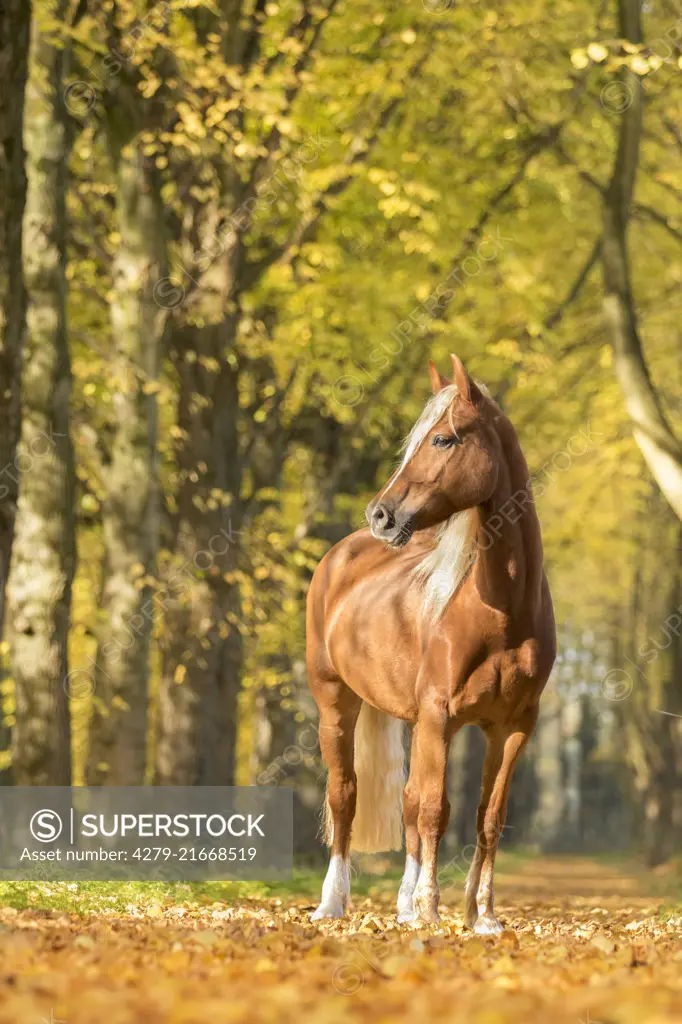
[324,581,423,720]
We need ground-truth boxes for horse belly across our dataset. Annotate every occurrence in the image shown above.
[325,585,420,721]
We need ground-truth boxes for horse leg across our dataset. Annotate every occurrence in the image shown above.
[397,724,421,922]
[412,710,451,923]
[464,729,503,929]
[465,714,535,934]
[311,683,362,920]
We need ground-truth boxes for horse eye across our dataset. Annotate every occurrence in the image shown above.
[432,434,461,449]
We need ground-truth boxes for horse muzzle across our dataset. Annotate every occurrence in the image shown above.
[368,502,414,548]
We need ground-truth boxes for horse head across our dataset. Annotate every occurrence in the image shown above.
[367,354,501,548]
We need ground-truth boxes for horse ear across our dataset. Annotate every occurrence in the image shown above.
[450,353,483,406]
[428,360,450,395]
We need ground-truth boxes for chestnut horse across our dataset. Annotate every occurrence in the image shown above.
[306,355,555,932]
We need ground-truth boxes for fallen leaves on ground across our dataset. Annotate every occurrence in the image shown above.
[0,858,680,1024]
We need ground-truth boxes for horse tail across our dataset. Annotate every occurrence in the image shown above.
[323,702,406,853]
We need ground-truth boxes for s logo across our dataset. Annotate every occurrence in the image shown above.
[29,809,63,843]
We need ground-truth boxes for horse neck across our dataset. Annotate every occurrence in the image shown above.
[473,413,545,614]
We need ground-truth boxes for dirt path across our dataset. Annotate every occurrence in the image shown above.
[0,857,679,1024]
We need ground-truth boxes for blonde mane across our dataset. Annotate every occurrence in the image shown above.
[402,383,485,622]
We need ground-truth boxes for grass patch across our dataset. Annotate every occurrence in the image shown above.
[0,880,271,915]
[0,848,534,915]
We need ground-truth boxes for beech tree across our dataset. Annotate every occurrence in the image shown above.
[0,0,31,630]
[85,5,169,784]
[6,0,75,786]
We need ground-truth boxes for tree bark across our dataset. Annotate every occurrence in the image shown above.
[86,130,167,785]
[530,693,565,850]
[6,0,75,786]
[251,659,322,855]
[153,0,346,785]
[617,502,682,865]
[0,0,31,629]
[601,0,682,521]
[640,521,682,865]
[155,324,243,785]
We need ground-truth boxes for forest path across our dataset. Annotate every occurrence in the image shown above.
[0,855,680,1024]
[494,852,657,899]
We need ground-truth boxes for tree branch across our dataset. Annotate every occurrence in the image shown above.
[663,116,682,155]
[543,237,601,333]
[421,121,562,332]
[244,0,340,198]
[600,0,682,520]
[240,0,268,71]
[71,0,88,27]
[632,200,682,247]
[258,0,313,79]
[553,141,604,194]
[240,42,434,290]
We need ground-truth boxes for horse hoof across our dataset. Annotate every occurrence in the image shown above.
[420,910,441,924]
[464,894,478,928]
[413,897,440,924]
[473,914,503,935]
[396,909,419,924]
[311,903,346,921]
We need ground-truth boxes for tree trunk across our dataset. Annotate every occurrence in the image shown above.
[530,693,565,850]
[641,522,682,865]
[0,0,31,628]
[670,528,682,837]
[6,0,75,786]
[86,135,167,785]
[617,506,682,865]
[601,0,682,521]
[560,699,583,850]
[251,659,322,856]
[155,324,243,785]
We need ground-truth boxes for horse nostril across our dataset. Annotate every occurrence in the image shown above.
[372,504,395,532]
